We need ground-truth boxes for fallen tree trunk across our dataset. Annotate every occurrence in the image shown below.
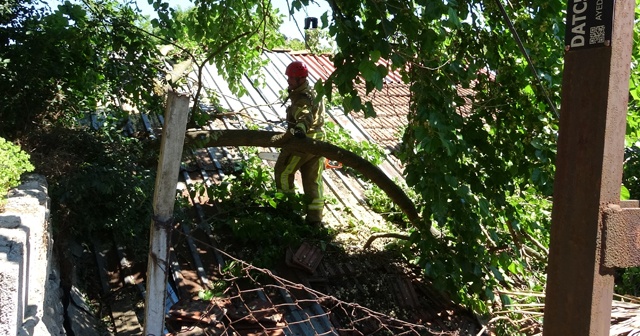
[185,129,437,237]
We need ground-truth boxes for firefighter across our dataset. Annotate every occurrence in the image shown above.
[274,61,325,227]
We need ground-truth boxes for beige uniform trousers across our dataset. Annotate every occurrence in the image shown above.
[274,144,324,223]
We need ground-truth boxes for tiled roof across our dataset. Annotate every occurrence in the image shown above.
[288,52,480,151]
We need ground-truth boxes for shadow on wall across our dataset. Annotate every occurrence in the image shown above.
[0,215,29,335]
[0,174,63,336]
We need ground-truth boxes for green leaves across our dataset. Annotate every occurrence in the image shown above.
[148,0,284,124]
[199,147,329,268]
[357,59,384,91]
[619,13,640,305]
[621,185,630,201]
[0,0,165,135]
[623,145,640,200]
[327,0,563,324]
[0,137,34,201]
[48,127,157,256]
[447,6,461,28]
[323,121,386,166]
[2,0,635,330]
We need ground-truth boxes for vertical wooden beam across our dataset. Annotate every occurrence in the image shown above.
[543,1,635,335]
[143,90,190,336]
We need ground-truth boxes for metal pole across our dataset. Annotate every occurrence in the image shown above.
[143,90,190,336]
[543,0,635,335]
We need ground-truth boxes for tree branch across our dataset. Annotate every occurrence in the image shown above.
[185,129,440,238]
[363,232,410,249]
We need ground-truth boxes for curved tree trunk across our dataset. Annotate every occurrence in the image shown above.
[185,129,437,237]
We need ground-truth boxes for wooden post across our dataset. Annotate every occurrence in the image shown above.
[543,0,635,334]
[143,90,190,335]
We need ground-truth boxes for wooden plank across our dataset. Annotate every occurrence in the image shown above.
[543,1,635,334]
[143,90,190,336]
[291,242,323,274]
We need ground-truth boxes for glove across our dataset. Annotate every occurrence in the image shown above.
[290,127,306,139]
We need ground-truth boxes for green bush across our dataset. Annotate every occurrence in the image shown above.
[623,145,640,199]
[200,147,330,267]
[46,126,157,257]
[0,0,164,136]
[0,137,34,201]
[323,121,387,175]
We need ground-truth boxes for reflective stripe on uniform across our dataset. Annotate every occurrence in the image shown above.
[307,131,325,141]
[315,156,324,197]
[307,156,324,211]
[308,199,324,210]
[280,155,301,191]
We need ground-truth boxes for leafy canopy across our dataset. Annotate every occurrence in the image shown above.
[149,0,285,125]
[317,0,637,327]
[313,0,565,319]
[0,0,166,136]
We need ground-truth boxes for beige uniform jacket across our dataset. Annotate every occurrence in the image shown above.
[286,80,324,137]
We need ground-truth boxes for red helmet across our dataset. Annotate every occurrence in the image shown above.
[285,61,308,78]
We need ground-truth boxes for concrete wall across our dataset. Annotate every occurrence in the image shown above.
[0,174,65,335]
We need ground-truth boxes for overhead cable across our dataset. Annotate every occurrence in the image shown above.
[494,0,561,118]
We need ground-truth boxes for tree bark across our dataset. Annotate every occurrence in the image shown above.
[185,129,437,237]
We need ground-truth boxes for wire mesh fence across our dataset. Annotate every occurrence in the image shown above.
[164,230,462,336]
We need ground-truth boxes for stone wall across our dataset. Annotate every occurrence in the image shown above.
[0,174,65,335]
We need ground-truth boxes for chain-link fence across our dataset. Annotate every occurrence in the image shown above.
[165,229,471,336]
